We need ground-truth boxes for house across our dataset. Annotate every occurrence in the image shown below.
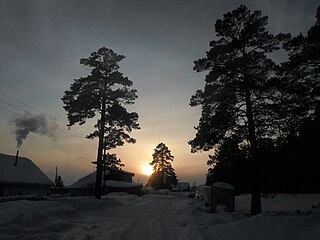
[69,168,142,196]
[172,182,191,191]
[105,168,135,182]
[0,152,53,197]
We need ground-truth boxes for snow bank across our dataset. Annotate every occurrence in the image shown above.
[105,192,142,205]
[198,213,320,240]
[54,196,122,212]
[106,180,142,188]
[0,200,81,226]
[0,193,319,240]
[0,200,80,240]
[236,194,320,213]
[212,182,235,190]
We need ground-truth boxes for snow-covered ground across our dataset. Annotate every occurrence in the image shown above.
[0,192,320,240]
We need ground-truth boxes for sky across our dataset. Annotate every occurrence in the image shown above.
[0,0,319,186]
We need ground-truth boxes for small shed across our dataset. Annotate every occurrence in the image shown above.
[69,168,141,196]
[172,182,190,191]
[0,153,53,197]
[68,171,104,196]
[105,168,135,182]
[211,182,235,212]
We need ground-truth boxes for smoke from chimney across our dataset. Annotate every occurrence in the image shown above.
[10,111,57,149]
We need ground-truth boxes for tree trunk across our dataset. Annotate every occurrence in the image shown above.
[94,99,106,199]
[245,88,262,215]
[161,158,164,187]
[102,138,107,195]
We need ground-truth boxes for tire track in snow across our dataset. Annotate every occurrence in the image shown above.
[111,194,201,240]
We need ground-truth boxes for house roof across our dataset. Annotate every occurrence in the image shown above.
[0,153,53,186]
[113,169,135,176]
[69,171,106,188]
[70,168,135,188]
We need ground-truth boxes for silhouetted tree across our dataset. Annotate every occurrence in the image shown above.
[206,5,320,195]
[147,143,178,189]
[287,115,320,192]
[270,6,320,193]
[205,135,250,191]
[54,175,64,187]
[280,6,320,131]
[189,5,286,215]
[62,47,140,199]
[103,153,124,170]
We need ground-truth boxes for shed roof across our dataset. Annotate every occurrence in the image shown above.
[0,153,53,186]
[70,168,135,188]
[69,171,106,188]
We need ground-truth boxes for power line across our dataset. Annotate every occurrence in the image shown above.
[0,90,99,177]
[0,98,26,113]
[0,100,84,138]
[0,105,16,114]
[59,148,96,169]
[0,90,88,136]
[45,148,96,175]
[0,96,85,138]
[0,90,65,123]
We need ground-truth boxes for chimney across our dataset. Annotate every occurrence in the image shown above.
[54,166,58,186]
[14,150,19,167]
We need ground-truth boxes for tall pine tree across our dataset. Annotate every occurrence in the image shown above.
[280,6,320,130]
[62,47,140,199]
[189,5,285,215]
[147,143,178,189]
[277,6,320,192]
[103,153,124,170]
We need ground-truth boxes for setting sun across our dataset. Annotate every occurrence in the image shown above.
[142,164,153,176]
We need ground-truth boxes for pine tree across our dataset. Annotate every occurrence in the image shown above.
[62,47,140,199]
[189,5,285,215]
[280,6,320,129]
[205,135,250,189]
[54,176,64,187]
[103,153,124,170]
[277,6,320,192]
[147,143,178,189]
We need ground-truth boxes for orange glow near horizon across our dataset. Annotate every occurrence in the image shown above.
[142,164,153,176]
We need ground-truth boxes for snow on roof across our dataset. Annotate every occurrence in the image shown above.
[106,180,142,188]
[70,169,136,188]
[0,153,53,186]
[70,171,110,188]
[70,171,98,188]
[116,169,135,176]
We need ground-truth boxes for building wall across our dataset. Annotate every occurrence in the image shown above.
[0,183,50,197]
[105,170,134,182]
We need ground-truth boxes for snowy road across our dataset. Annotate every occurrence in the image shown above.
[0,192,202,240]
[1,193,320,240]
[63,193,202,240]
[116,194,202,240]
